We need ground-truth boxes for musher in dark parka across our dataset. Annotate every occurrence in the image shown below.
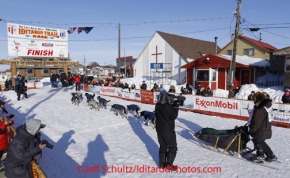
[249,92,277,163]
[5,119,46,178]
[155,93,179,170]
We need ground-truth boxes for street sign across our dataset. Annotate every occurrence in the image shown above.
[150,63,163,69]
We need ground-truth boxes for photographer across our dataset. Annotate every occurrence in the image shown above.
[155,91,185,171]
[5,119,46,178]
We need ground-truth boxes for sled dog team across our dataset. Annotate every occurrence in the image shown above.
[70,92,156,126]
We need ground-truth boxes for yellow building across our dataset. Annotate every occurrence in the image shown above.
[218,35,277,60]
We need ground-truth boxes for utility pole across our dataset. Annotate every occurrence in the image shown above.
[228,0,242,98]
[124,47,126,78]
[84,55,86,75]
[118,23,121,73]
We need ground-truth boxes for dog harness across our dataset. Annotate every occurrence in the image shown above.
[128,104,139,110]
[144,111,155,120]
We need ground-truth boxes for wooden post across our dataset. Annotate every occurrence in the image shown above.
[11,63,17,88]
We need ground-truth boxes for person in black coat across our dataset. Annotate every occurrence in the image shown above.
[281,88,290,104]
[60,71,68,87]
[155,93,179,170]
[140,81,147,90]
[5,79,9,91]
[5,119,46,178]
[202,87,213,97]
[249,92,277,163]
[248,91,255,101]
[50,72,57,88]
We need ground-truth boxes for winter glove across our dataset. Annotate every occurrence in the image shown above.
[34,152,42,164]
[9,114,14,118]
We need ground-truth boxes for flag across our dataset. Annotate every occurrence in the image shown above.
[67,27,76,34]
[83,27,94,34]
[77,27,84,34]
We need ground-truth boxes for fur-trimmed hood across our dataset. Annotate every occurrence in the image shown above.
[253,92,272,108]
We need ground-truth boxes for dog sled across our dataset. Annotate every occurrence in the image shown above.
[193,124,251,155]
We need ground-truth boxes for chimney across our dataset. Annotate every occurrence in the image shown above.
[214,37,218,54]
[259,33,262,41]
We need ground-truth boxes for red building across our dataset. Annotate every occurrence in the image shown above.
[182,54,270,90]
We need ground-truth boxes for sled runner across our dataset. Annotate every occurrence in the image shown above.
[176,125,279,170]
[193,124,250,155]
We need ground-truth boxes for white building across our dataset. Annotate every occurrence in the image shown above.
[0,71,12,86]
[133,31,220,87]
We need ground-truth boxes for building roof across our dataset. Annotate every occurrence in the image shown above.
[218,54,270,67]
[182,54,270,68]
[157,31,221,60]
[219,35,278,53]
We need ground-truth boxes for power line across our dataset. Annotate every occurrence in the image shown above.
[0,16,232,27]
[0,27,231,42]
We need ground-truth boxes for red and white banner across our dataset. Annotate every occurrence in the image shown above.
[8,38,68,57]
[7,23,68,41]
[7,23,68,57]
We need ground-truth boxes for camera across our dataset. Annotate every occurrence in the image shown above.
[41,139,54,149]
[157,93,186,106]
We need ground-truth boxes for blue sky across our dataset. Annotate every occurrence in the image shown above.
[1,0,290,70]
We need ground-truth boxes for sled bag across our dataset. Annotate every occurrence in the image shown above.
[194,126,250,151]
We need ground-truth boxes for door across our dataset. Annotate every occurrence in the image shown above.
[241,69,251,85]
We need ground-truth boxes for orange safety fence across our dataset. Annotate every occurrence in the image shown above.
[7,126,47,178]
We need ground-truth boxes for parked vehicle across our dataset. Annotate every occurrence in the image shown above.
[27,77,40,82]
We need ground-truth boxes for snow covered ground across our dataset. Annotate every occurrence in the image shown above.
[1,86,289,178]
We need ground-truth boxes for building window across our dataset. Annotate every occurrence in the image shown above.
[196,70,209,81]
[285,56,290,71]
[27,69,33,74]
[244,48,254,56]
[42,69,49,74]
[227,50,232,55]
[195,69,217,81]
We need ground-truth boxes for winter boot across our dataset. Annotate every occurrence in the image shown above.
[265,155,277,162]
[159,152,167,169]
[249,155,264,163]
[0,162,4,171]
[166,152,178,171]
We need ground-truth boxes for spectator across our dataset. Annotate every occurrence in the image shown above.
[67,73,74,87]
[130,84,136,90]
[168,85,176,93]
[140,81,147,90]
[5,79,9,91]
[248,91,255,101]
[0,114,15,171]
[249,92,277,163]
[159,84,166,93]
[14,75,25,100]
[60,71,68,87]
[123,83,129,89]
[151,83,159,92]
[5,119,46,178]
[74,74,81,91]
[195,84,203,95]
[181,84,193,94]
[50,72,57,88]
[8,78,12,90]
[202,87,213,97]
[281,88,290,104]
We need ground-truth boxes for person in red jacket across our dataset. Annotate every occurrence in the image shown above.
[0,114,15,171]
[74,74,81,91]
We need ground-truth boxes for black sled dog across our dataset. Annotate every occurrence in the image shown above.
[111,104,127,118]
[127,104,141,117]
[140,110,156,128]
